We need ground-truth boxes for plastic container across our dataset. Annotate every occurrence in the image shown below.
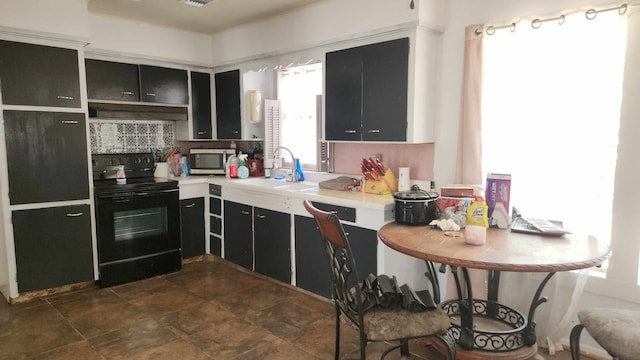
[227,155,239,178]
[465,225,487,245]
[294,158,304,182]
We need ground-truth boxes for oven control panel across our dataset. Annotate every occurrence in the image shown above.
[92,153,155,180]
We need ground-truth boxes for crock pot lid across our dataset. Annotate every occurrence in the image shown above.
[393,185,439,200]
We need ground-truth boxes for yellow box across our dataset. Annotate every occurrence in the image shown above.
[364,169,398,195]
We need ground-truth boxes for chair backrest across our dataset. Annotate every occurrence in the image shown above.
[303,200,366,328]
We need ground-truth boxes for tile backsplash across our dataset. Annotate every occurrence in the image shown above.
[89,120,174,154]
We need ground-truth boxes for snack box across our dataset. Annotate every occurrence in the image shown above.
[439,185,475,197]
[435,196,475,215]
[485,173,511,229]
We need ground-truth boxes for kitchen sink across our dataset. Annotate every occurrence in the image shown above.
[233,177,318,192]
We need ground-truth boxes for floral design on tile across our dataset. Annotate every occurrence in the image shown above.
[90,121,174,154]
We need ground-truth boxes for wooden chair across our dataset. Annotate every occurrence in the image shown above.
[570,308,640,360]
[303,200,455,359]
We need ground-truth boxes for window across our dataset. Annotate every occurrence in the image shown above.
[481,11,627,265]
[276,62,323,170]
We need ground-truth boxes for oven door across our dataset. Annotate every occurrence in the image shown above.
[95,188,181,264]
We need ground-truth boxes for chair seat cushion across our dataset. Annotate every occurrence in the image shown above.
[579,308,640,360]
[363,307,451,341]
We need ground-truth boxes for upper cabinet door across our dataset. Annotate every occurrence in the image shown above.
[4,110,89,205]
[215,69,242,139]
[325,46,363,141]
[139,65,188,104]
[191,71,213,139]
[0,40,81,108]
[362,37,409,141]
[86,59,140,102]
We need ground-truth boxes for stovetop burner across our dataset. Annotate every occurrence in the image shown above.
[92,153,178,194]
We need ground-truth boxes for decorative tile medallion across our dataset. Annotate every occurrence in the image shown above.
[89,120,174,154]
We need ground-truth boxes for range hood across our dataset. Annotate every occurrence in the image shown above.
[88,101,188,121]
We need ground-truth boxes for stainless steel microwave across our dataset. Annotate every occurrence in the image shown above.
[189,149,235,175]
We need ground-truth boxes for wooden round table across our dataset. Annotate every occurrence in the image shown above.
[378,223,611,360]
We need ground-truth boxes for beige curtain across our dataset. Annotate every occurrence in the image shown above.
[446,25,487,301]
[454,25,484,185]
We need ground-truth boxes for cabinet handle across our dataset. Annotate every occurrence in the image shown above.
[61,120,78,124]
[185,203,195,208]
[256,214,266,219]
[122,91,135,96]
[241,210,250,215]
[197,131,206,135]
[232,130,239,134]
[367,129,380,133]
[344,130,357,134]
[344,232,350,236]
[66,212,83,217]
[57,95,74,100]
[146,93,156,97]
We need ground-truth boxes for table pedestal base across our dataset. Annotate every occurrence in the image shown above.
[428,339,538,360]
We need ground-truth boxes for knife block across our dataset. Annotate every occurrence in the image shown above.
[364,169,398,195]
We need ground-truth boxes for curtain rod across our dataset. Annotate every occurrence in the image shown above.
[476,2,637,36]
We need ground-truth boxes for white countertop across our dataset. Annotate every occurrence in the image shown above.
[172,174,394,211]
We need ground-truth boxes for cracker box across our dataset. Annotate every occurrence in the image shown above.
[485,173,511,229]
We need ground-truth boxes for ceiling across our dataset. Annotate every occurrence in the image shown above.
[88,0,325,35]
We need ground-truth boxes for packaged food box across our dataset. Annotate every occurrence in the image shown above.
[436,196,474,215]
[485,173,511,229]
[440,185,475,197]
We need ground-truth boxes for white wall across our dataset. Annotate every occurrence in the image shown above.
[0,0,89,40]
[86,13,213,66]
[209,0,435,65]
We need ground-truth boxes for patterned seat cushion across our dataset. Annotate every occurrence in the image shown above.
[579,308,640,360]
[362,308,451,341]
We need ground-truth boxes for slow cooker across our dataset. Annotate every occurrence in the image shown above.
[393,185,439,225]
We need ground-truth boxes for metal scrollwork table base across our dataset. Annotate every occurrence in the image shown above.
[378,223,610,360]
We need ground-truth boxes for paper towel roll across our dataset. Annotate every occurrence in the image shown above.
[398,167,410,192]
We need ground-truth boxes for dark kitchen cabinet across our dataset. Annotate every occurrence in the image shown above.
[295,215,377,299]
[254,207,291,283]
[13,205,93,293]
[325,37,409,141]
[180,197,205,259]
[214,69,241,139]
[325,46,362,141]
[191,71,213,139]
[0,40,81,108]
[224,201,253,270]
[4,110,89,205]
[85,59,140,101]
[139,65,189,105]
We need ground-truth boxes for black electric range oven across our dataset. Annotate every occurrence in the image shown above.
[92,153,181,287]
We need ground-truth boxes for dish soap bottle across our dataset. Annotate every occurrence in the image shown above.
[294,158,304,182]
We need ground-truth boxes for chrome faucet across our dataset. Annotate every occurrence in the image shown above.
[272,146,298,182]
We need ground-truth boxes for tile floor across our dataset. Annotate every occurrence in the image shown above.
[0,258,581,360]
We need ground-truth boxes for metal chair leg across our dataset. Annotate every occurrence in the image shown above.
[335,307,341,360]
[437,332,457,360]
[569,324,584,360]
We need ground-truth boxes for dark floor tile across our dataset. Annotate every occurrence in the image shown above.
[160,300,236,336]
[0,321,83,360]
[241,337,324,360]
[109,276,181,301]
[67,301,153,339]
[185,273,262,301]
[47,288,125,318]
[30,340,104,360]
[293,316,361,358]
[128,288,205,316]
[89,318,179,359]
[0,302,64,338]
[188,317,278,359]
[116,338,210,360]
